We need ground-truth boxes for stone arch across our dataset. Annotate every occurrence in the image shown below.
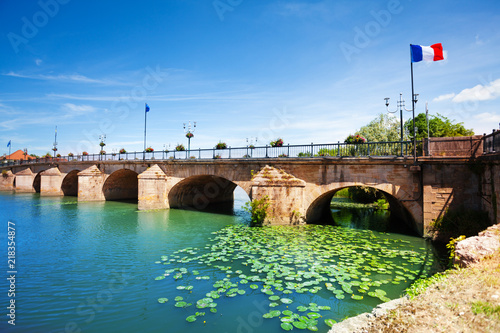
[305,183,419,234]
[102,169,139,201]
[61,170,80,196]
[168,175,240,211]
[33,171,43,193]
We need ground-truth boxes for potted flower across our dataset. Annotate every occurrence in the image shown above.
[100,150,106,155]
[214,154,222,159]
[56,153,61,158]
[344,134,366,144]
[270,138,284,147]
[99,141,106,148]
[215,141,227,149]
[68,152,74,157]
[145,147,154,152]
[119,148,127,154]
[176,144,185,151]
[278,154,288,158]
[82,151,89,156]
[186,132,194,139]
[248,144,255,149]
[44,153,52,158]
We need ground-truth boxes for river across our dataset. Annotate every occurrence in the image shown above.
[0,190,440,333]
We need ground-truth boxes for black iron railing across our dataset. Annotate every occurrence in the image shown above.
[0,141,414,166]
[483,129,500,154]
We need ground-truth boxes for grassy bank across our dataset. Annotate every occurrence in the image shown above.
[357,248,500,332]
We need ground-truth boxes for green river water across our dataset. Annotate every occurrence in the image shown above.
[0,190,441,333]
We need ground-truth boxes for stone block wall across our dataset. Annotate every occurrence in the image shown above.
[423,135,483,157]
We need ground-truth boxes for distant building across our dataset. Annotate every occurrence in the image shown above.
[3,149,34,161]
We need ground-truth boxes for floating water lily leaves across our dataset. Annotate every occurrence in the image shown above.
[154,223,439,330]
[157,298,168,303]
[186,315,196,322]
[324,318,337,327]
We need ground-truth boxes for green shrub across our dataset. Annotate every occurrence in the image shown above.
[243,196,270,227]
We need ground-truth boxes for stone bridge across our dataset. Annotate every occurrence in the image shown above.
[0,156,496,237]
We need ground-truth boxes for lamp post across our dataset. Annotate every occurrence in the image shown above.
[163,144,171,160]
[246,137,258,157]
[384,93,418,156]
[99,134,106,160]
[183,121,196,158]
[52,126,58,158]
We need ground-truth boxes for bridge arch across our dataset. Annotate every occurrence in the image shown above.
[61,170,80,196]
[33,171,43,193]
[102,169,139,201]
[168,175,244,211]
[305,184,418,234]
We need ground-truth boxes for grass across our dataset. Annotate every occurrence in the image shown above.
[471,301,500,319]
[356,247,500,332]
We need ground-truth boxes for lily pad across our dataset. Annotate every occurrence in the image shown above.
[281,322,293,331]
[157,298,168,303]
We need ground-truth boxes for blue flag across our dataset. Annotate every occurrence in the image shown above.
[7,140,11,147]
[145,104,150,112]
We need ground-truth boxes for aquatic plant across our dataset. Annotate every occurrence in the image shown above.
[154,224,438,330]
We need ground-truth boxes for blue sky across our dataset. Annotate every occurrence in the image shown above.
[1,0,500,156]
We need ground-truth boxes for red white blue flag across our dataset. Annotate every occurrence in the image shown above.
[411,43,444,62]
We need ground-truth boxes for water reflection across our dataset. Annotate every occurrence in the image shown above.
[330,197,418,236]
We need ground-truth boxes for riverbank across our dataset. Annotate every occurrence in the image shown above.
[330,225,500,333]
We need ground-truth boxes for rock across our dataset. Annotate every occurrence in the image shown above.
[454,224,500,267]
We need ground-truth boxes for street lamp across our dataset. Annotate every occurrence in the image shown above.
[53,126,58,158]
[385,93,418,156]
[183,121,196,158]
[246,137,258,157]
[99,134,106,160]
[163,144,171,160]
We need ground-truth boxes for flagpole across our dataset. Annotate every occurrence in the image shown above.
[410,45,417,163]
[8,141,11,162]
[144,103,147,161]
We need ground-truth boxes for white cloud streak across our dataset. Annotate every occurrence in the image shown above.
[452,78,500,103]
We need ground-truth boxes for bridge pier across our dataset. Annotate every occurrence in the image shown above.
[0,170,15,191]
[251,165,306,225]
[14,168,36,193]
[78,165,106,201]
[138,165,168,210]
[40,167,64,196]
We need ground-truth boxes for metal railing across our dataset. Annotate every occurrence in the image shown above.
[0,141,413,166]
[483,129,500,154]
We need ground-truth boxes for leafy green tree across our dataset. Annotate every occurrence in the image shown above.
[405,113,474,140]
[355,113,402,142]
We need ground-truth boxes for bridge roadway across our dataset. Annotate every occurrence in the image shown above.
[0,156,489,237]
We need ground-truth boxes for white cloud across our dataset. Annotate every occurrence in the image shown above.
[35,59,43,66]
[4,71,119,85]
[474,112,500,123]
[433,93,455,102]
[63,103,96,114]
[452,78,500,103]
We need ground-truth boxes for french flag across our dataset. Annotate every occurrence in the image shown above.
[411,43,444,62]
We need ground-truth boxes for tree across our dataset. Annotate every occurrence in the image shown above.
[405,113,474,140]
[355,113,402,142]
